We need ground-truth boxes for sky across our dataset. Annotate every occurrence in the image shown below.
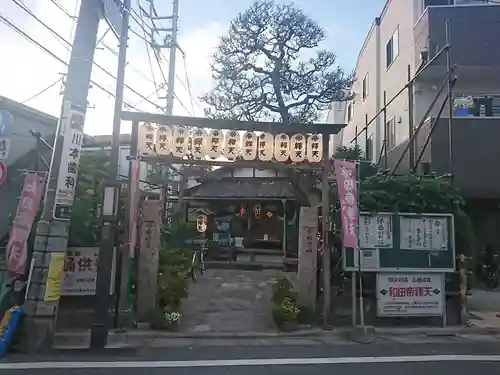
[0,0,385,135]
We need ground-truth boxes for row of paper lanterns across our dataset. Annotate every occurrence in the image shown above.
[137,123,324,163]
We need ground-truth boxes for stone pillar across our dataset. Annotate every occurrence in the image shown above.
[136,200,162,321]
[22,221,68,351]
[296,206,318,314]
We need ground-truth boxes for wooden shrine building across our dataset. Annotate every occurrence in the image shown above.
[183,166,314,265]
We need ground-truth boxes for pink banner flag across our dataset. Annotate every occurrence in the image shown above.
[6,173,45,275]
[334,160,358,249]
[129,159,140,258]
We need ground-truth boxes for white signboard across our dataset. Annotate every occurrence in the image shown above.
[55,129,83,206]
[359,213,393,249]
[354,249,381,270]
[0,138,11,159]
[61,247,116,296]
[400,216,448,251]
[376,273,444,317]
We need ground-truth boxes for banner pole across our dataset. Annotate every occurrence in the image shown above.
[357,160,365,327]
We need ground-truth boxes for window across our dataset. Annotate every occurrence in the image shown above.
[365,135,373,161]
[386,117,396,149]
[386,27,399,69]
[362,74,369,100]
[347,103,353,122]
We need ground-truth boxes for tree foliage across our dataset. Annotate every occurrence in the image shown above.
[359,175,463,213]
[202,0,354,123]
[68,151,110,246]
[330,145,463,214]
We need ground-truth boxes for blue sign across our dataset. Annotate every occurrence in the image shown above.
[0,110,13,135]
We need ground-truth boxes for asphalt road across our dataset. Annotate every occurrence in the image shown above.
[3,342,500,374]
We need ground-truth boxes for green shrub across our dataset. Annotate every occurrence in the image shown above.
[271,277,297,304]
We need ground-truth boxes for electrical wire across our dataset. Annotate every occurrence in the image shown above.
[48,0,198,116]
[46,0,162,97]
[21,76,63,104]
[10,0,166,112]
[180,50,200,116]
[131,2,195,116]
[0,12,141,111]
[136,0,160,98]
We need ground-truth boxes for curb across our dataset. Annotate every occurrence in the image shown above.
[372,326,500,337]
[55,328,326,342]
[53,325,500,349]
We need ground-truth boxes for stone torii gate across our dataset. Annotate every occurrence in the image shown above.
[120,111,345,324]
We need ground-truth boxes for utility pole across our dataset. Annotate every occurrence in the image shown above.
[91,0,131,349]
[150,0,180,219]
[21,0,101,353]
[165,0,179,115]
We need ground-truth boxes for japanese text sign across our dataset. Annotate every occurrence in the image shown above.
[137,123,324,163]
[334,160,358,249]
[55,128,84,206]
[376,273,444,316]
[129,159,140,258]
[6,173,45,274]
[61,247,116,296]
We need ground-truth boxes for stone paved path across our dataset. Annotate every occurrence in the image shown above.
[180,269,287,333]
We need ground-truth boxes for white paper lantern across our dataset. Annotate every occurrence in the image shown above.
[155,125,172,156]
[224,130,240,160]
[207,129,223,159]
[274,133,290,162]
[138,122,155,155]
[191,128,207,159]
[172,127,188,158]
[186,128,194,157]
[289,133,306,163]
[241,132,257,160]
[307,133,323,163]
[258,132,274,161]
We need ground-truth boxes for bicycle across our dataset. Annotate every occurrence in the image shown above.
[190,248,205,281]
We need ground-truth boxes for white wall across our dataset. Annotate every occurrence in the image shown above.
[379,0,417,153]
[343,20,380,162]
[340,0,421,159]
[326,101,347,155]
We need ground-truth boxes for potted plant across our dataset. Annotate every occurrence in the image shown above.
[272,297,300,331]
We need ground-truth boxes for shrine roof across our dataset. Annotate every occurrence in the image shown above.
[184,178,298,200]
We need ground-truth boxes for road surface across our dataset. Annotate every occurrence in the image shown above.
[3,341,500,374]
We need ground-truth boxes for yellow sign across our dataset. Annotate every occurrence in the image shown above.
[44,253,66,302]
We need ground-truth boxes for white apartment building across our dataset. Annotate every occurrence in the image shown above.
[330,0,500,163]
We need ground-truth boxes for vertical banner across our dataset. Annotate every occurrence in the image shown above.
[129,158,140,258]
[5,173,45,275]
[53,107,85,220]
[334,160,358,249]
[43,252,66,302]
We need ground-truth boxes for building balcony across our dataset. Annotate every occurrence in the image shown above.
[414,4,500,87]
[384,116,500,198]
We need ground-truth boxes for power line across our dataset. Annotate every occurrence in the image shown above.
[46,0,163,97]
[0,12,141,111]
[136,0,161,100]
[21,76,63,103]
[10,0,166,112]
[180,50,202,116]
[130,3,195,116]
[47,0,75,19]
[47,0,196,116]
